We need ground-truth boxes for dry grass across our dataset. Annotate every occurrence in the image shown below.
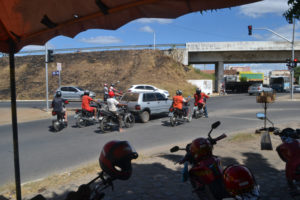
[0,50,213,100]
[228,132,259,142]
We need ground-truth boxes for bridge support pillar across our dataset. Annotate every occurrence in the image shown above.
[215,61,224,93]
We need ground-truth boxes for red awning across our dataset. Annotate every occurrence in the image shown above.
[0,0,261,53]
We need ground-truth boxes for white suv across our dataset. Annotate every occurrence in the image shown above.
[120,92,172,123]
[127,84,169,98]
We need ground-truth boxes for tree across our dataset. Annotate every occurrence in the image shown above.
[283,0,300,23]
[294,67,300,84]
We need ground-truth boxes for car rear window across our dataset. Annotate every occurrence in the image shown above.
[143,93,156,101]
[121,93,139,102]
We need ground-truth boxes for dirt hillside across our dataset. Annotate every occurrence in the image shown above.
[0,50,213,100]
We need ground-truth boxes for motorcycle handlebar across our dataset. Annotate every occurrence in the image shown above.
[210,133,227,144]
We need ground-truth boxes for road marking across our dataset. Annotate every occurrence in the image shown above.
[221,116,258,121]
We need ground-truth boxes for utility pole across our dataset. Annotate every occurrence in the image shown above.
[45,43,49,111]
[153,31,156,50]
[291,17,296,100]
[248,21,296,100]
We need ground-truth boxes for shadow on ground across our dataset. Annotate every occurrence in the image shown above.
[0,196,9,200]
[16,152,291,200]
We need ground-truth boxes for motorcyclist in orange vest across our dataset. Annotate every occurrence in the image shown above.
[81,90,97,119]
[172,90,190,118]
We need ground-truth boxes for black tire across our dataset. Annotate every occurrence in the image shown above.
[53,121,61,132]
[170,115,176,127]
[124,114,135,128]
[140,111,150,123]
[194,110,200,119]
[99,117,111,133]
[76,117,86,128]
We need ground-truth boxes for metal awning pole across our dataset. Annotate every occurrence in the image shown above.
[9,40,22,200]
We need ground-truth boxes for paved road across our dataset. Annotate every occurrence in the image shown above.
[1,94,300,186]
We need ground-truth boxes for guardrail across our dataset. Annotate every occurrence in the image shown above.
[0,43,185,56]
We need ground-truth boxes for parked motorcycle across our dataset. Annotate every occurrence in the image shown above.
[256,113,300,198]
[74,102,102,128]
[169,102,192,126]
[170,121,260,200]
[29,140,138,200]
[51,101,68,132]
[98,105,135,132]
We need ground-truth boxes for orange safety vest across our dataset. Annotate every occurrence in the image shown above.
[173,95,184,109]
[82,95,93,110]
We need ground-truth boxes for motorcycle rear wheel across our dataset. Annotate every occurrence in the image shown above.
[99,118,111,133]
[194,111,200,119]
[53,121,61,132]
[124,114,135,128]
[170,116,176,127]
[76,117,86,128]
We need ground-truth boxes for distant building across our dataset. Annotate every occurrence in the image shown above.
[201,70,215,74]
[227,66,251,72]
[269,70,290,77]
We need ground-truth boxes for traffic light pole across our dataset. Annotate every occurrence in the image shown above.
[45,43,49,111]
[250,19,296,100]
[291,17,296,100]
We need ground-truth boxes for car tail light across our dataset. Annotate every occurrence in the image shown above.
[135,105,141,110]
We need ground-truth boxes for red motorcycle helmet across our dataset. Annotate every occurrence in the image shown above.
[99,140,138,180]
[223,164,257,196]
[190,138,213,162]
[108,90,115,98]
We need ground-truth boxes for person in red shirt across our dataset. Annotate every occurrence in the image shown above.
[194,88,209,118]
[109,83,122,98]
[172,90,190,117]
[81,90,97,119]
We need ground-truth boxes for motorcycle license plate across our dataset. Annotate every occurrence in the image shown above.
[74,114,78,119]
[98,116,103,120]
[168,112,173,117]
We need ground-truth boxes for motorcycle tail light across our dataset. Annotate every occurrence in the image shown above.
[52,111,56,116]
[135,105,141,110]
[258,87,261,90]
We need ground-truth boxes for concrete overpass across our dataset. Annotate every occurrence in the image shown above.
[182,41,300,92]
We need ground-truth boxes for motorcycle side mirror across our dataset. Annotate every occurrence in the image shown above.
[170,146,180,153]
[211,121,221,129]
[256,113,266,120]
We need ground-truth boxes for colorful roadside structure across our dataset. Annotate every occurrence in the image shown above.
[239,71,264,82]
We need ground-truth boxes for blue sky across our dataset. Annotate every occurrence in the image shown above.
[22,0,295,74]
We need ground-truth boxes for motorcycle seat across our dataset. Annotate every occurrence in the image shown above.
[100,110,115,117]
[82,109,94,117]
